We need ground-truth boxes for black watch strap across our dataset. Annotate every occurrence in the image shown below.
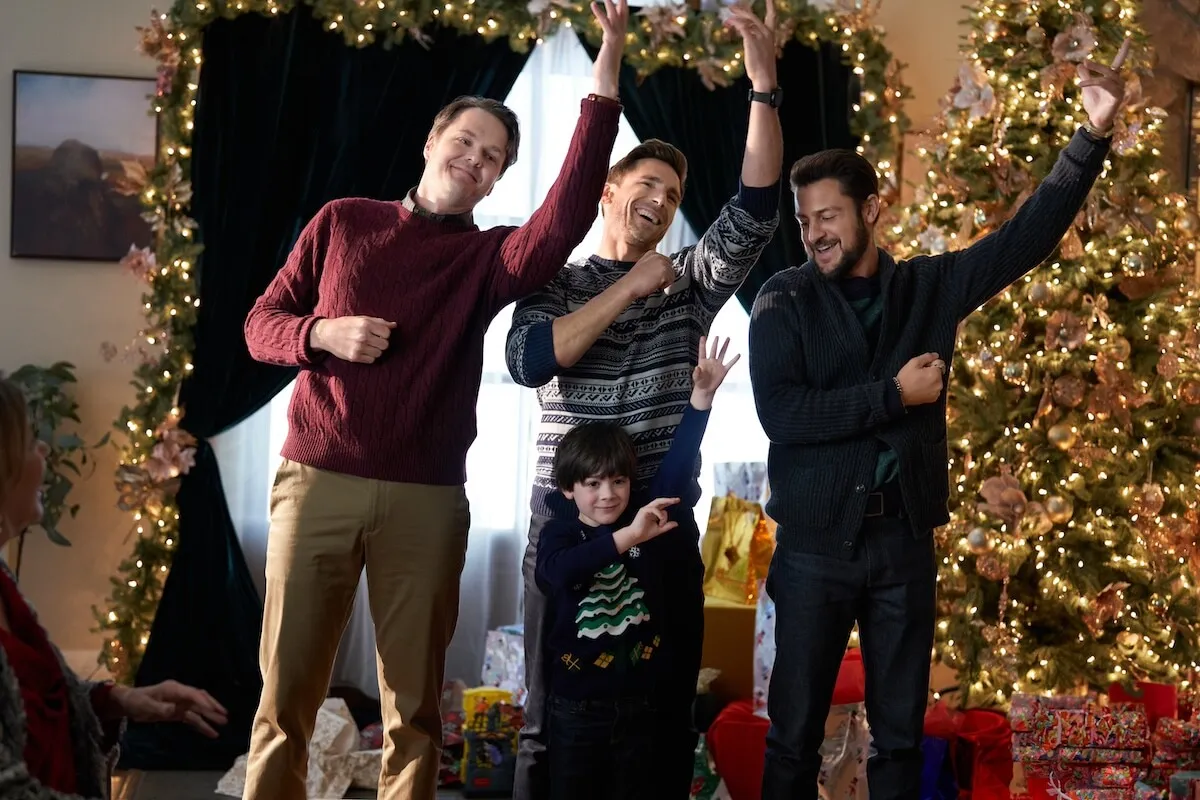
[748,87,782,108]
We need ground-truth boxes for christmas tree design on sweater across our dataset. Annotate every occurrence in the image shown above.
[575,561,651,639]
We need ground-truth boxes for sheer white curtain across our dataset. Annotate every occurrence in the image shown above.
[212,30,770,697]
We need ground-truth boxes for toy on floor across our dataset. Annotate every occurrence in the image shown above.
[460,687,524,798]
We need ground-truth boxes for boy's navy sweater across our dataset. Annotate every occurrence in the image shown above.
[534,405,710,701]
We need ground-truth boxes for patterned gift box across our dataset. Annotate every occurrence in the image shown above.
[479,625,527,706]
[1012,693,1094,732]
[1157,719,1200,751]
[1152,746,1200,770]
[1038,764,1147,788]
[1050,706,1151,750]
[1065,790,1134,800]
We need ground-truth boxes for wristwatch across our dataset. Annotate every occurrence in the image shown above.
[748,87,782,108]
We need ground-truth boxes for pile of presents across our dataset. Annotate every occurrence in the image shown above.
[1010,686,1200,799]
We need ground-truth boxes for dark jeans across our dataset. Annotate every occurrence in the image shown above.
[546,695,657,800]
[515,514,703,800]
[761,515,936,800]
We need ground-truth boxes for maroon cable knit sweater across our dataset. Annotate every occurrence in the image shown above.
[244,97,621,485]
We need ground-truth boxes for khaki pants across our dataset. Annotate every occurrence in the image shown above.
[244,459,470,800]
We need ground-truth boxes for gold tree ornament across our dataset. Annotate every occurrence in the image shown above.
[1045,495,1074,524]
[1047,423,1078,451]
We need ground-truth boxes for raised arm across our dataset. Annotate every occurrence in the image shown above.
[680,1,782,311]
[486,1,627,307]
[946,38,1128,318]
[749,277,906,445]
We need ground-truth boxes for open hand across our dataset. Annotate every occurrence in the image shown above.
[591,0,629,100]
[113,680,228,738]
[723,0,779,92]
[1078,36,1130,133]
[692,336,741,408]
[310,315,396,364]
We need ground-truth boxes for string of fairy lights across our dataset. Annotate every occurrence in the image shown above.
[94,0,910,681]
[884,0,1200,708]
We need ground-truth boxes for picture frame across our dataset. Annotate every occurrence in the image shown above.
[10,69,159,262]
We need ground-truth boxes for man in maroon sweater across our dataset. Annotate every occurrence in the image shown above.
[240,3,627,798]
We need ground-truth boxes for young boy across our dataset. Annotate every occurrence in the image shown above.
[534,336,740,800]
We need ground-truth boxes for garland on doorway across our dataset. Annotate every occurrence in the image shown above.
[95,0,909,681]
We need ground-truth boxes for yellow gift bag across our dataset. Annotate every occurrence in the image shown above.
[700,463,776,606]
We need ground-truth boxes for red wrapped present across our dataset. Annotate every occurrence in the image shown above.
[1030,763,1146,789]
[1109,683,1178,732]
[1025,777,1133,799]
[1012,694,1094,732]
[1156,719,1200,751]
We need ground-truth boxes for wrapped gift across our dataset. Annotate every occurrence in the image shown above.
[480,624,526,706]
[1169,771,1200,800]
[752,578,775,718]
[1158,719,1200,751]
[701,463,775,605]
[1135,781,1167,800]
[1013,703,1150,764]
[216,698,382,798]
[818,703,870,800]
[1011,693,1094,732]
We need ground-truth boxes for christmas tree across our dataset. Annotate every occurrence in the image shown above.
[885,0,1200,707]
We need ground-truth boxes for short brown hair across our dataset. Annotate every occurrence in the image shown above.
[0,376,31,510]
[607,139,688,193]
[789,149,879,207]
[429,96,521,174]
[553,422,637,492]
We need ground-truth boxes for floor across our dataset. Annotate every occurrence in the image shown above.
[113,771,468,799]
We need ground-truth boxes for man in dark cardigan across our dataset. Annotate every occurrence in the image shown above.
[749,38,1131,800]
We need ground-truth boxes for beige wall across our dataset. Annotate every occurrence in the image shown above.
[0,0,967,673]
[0,0,157,674]
[876,0,967,133]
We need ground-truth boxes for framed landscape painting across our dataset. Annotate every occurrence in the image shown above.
[10,70,158,261]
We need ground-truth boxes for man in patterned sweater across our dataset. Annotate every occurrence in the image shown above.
[505,4,783,797]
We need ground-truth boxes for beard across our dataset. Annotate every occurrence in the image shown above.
[622,207,666,250]
[811,214,869,281]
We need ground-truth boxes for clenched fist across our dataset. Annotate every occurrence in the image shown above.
[310,316,396,364]
[620,252,676,300]
[895,352,946,407]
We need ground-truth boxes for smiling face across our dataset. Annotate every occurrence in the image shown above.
[601,158,683,251]
[420,102,518,215]
[565,474,632,527]
[795,178,875,280]
[789,148,882,281]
